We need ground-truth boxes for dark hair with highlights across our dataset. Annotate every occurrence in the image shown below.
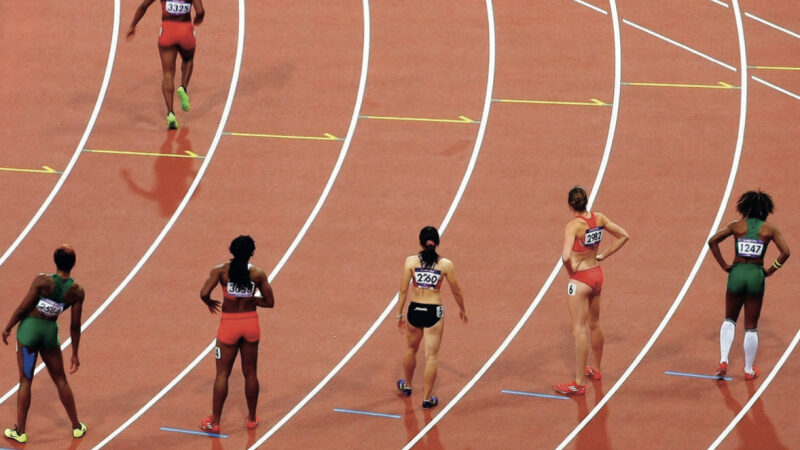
[54,247,76,272]
[736,190,773,221]
[418,226,440,269]
[568,186,588,213]
[229,235,255,289]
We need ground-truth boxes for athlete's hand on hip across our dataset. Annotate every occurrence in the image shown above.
[1,329,9,345]
[397,317,406,334]
[596,254,605,262]
[69,355,80,374]
[126,26,136,40]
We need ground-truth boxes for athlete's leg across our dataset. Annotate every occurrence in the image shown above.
[421,319,444,401]
[720,289,744,364]
[742,293,763,374]
[239,340,259,423]
[178,46,195,90]
[568,282,592,385]
[14,345,38,433]
[402,323,423,386]
[211,340,238,424]
[39,347,81,429]
[586,291,604,372]
[158,45,179,114]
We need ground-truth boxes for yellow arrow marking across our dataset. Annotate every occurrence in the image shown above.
[83,149,204,158]
[623,81,738,89]
[359,115,478,124]
[223,131,342,141]
[748,65,800,71]
[493,98,610,106]
[0,165,60,174]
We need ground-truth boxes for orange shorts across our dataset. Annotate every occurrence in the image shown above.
[569,265,604,295]
[158,21,196,50]
[216,311,260,345]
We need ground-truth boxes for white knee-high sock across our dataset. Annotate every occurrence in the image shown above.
[720,319,736,364]
[744,329,758,374]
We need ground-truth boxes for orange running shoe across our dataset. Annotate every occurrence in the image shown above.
[246,416,259,430]
[744,366,759,381]
[585,366,602,381]
[715,362,728,377]
[553,381,586,395]
[200,416,220,433]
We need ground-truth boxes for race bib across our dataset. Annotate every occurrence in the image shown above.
[583,226,603,247]
[567,282,577,296]
[165,0,191,15]
[36,298,64,318]
[226,281,255,297]
[737,238,764,258]
[414,268,441,289]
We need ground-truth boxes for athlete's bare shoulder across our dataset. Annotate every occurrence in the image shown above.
[249,265,268,281]
[66,283,86,304]
[437,257,454,270]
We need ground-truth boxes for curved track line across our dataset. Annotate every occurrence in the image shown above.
[403,1,619,447]
[92,1,371,446]
[0,1,120,269]
[0,0,238,408]
[248,1,495,447]
[555,0,748,447]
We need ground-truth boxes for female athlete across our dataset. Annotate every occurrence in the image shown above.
[127,0,205,129]
[708,190,790,380]
[2,245,87,443]
[396,226,467,409]
[199,235,274,433]
[555,186,629,395]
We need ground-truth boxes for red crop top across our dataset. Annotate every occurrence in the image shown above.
[572,212,604,252]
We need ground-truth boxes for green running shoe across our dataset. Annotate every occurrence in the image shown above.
[73,422,87,438]
[4,426,27,443]
[167,112,179,129]
[177,85,190,112]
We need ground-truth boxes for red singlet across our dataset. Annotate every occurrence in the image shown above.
[572,212,604,252]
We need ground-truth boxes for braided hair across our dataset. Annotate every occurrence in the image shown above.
[418,226,440,269]
[228,235,255,289]
[568,186,588,213]
[736,190,774,221]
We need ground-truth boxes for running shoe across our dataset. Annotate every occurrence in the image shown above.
[167,112,179,129]
[246,416,259,430]
[4,426,27,443]
[177,86,191,112]
[744,366,759,381]
[714,362,728,378]
[585,366,602,381]
[422,396,439,409]
[73,422,87,438]
[200,416,221,433]
[553,381,586,396]
[397,379,412,397]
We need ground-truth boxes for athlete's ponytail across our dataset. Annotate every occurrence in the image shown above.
[418,226,440,269]
[228,235,255,289]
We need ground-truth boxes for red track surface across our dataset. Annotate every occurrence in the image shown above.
[0,0,797,449]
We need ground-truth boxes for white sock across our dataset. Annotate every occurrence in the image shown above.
[744,329,758,374]
[719,320,736,364]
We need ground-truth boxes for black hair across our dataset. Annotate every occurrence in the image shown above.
[736,190,773,221]
[418,226,440,269]
[568,186,588,212]
[228,235,255,289]
[54,246,76,272]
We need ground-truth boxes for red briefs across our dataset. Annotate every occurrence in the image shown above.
[569,265,604,295]
[159,21,196,50]
[217,311,260,345]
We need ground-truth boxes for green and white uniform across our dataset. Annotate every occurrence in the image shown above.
[727,219,768,296]
[16,274,75,349]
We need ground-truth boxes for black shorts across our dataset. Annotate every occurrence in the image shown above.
[407,302,443,328]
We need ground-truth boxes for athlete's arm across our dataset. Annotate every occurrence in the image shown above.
[396,257,414,330]
[193,0,205,25]
[764,224,790,277]
[2,275,47,345]
[442,259,467,324]
[596,214,630,261]
[68,285,85,374]
[199,267,222,314]
[561,222,578,273]
[708,221,735,272]
[251,268,275,308]
[127,0,157,38]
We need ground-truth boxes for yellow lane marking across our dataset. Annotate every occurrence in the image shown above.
[0,165,61,174]
[623,81,739,89]
[83,149,204,158]
[223,131,342,141]
[493,98,609,106]
[359,115,478,124]
[748,65,800,71]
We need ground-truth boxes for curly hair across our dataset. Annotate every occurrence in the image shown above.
[736,190,773,221]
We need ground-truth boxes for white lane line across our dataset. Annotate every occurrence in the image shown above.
[0,1,120,269]
[745,12,800,40]
[709,0,729,8]
[556,0,748,447]
[708,328,800,449]
[249,1,496,448]
[573,0,607,15]
[94,0,369,447]
[752,76,800,101]
[623,19,737,72]
[403,0,620,447]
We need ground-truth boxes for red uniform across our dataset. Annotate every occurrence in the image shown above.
[216,280,260,345]
[158,0,196,50]
[569,212,604,294]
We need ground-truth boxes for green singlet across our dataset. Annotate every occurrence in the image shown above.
[727,219,767,296]
[16,274,75,349]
